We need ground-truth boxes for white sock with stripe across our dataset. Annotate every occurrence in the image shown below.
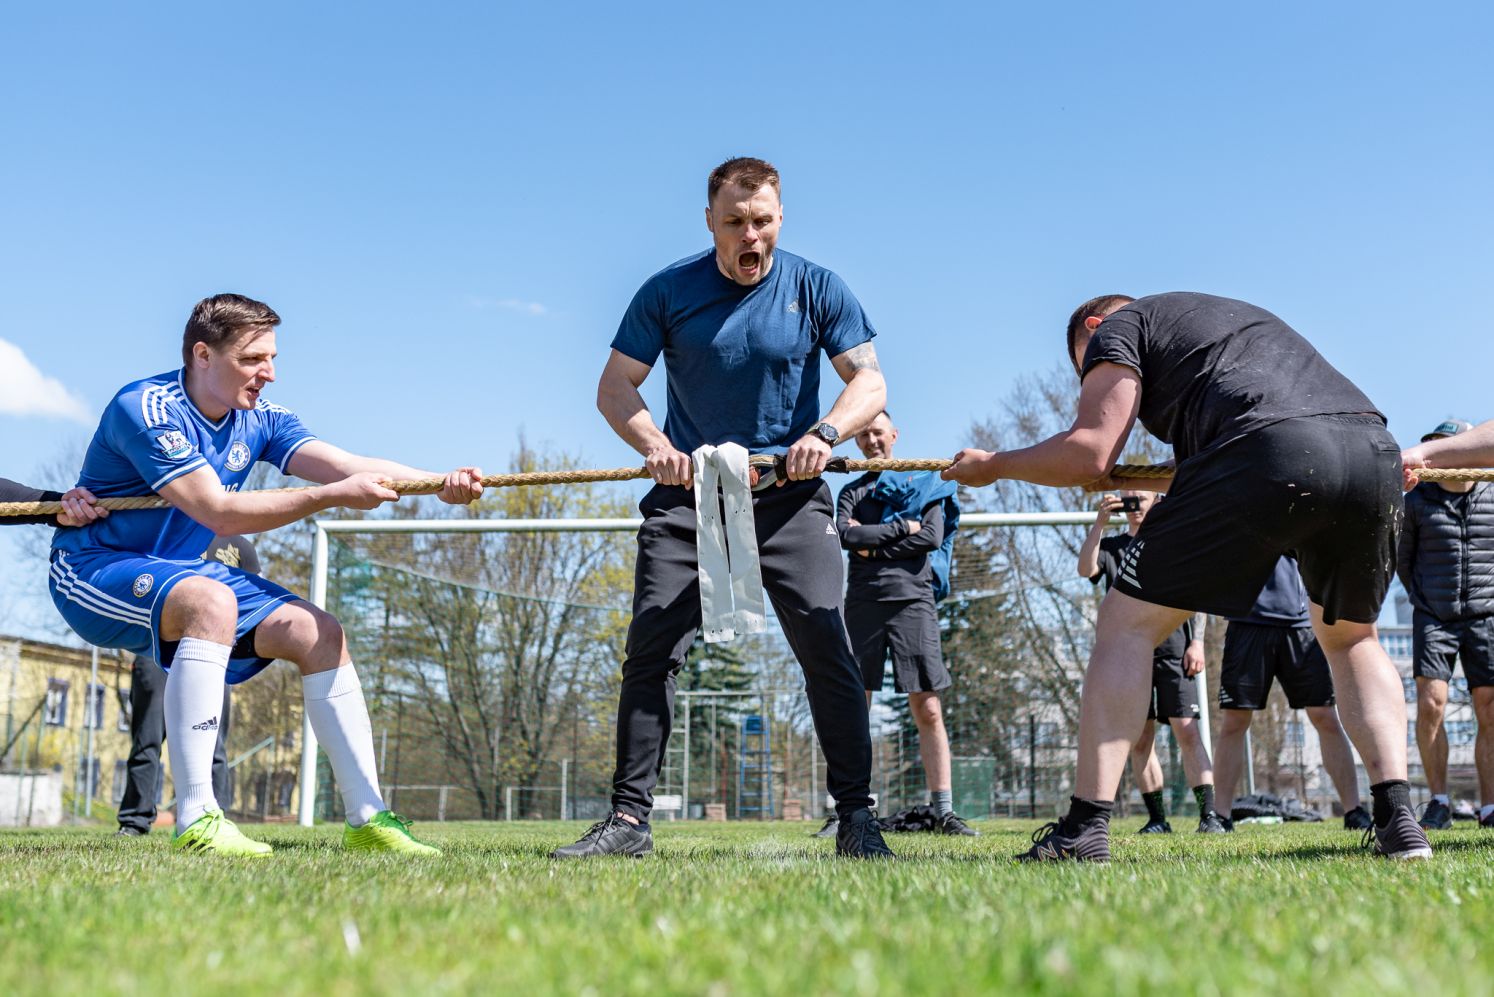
[302,663,385,827]
[164,637,231,833]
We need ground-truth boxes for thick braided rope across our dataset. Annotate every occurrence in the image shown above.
[3,460,1491,518]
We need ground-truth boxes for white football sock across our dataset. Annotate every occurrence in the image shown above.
[302,663,385,827]
[1432,794,1450,806]
[164,637,231,832]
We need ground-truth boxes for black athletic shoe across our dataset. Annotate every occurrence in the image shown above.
[549,813,653,859]
[937,812,980,837]
[835,809,895,859]
[1018,819,1110,863]
[1481,811,1494,829]
[1196,811,1228,834]
[113,826,147,838]
[1364,806,1434,860]
[1342,806,1373,831]
[1136,818,1172,834]
[811,815,840,838]
[1418,799,1453,830]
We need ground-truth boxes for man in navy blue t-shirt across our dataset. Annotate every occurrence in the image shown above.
[552,157,891,859]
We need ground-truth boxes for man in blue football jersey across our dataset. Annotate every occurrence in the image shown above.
[50,293,482,856]
[552,157,891,859]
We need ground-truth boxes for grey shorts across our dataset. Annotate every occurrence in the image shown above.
[845,597,951,694]
[1413,611,1494,689]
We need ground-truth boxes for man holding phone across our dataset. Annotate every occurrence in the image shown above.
[1077,490,1223,834]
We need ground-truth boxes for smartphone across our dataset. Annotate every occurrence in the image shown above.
[1120,496,1142,513]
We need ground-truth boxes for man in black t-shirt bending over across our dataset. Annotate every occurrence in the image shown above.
[1079,490,1223,835]
[946,292,1429,862]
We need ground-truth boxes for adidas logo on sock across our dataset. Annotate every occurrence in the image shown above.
[191,716,219,731]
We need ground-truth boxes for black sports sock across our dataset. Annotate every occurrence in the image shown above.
[1193,784,1216,819]
[1064,795,1114,829]
[1143,790,1166,823]
[1370,780,1411,828]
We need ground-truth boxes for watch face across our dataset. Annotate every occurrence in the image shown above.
[816,424,839,444]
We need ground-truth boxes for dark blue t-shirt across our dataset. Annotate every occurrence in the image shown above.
[1230,555,1312,627]
[610,249,876,455]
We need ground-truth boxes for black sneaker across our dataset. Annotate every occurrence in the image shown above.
[1481,810,1494,830]
[114,826,147,838]
[1364,806,1433,860]
[1342,806,1373,831]
[1418,799,1453,830]
[937,812,980,837]
[1196,811,1228,834]
[1136,818,1172,834]
[550,813,653,859]
[1018,819,1110,863]
[835,808,895,859]
[811,815,840,838]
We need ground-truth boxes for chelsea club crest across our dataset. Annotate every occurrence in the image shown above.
[225,441,251,471]
[132,574,154,598]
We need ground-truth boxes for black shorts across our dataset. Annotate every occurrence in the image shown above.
[1110,415,1400,625]
[1148,654,1199,722]
[1219,622,1335,710]
[1413,611,1494,689]
[846,597,951,694]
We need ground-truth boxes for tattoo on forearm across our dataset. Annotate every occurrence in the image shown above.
[842,342,880,372]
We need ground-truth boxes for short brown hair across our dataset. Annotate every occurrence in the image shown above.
[708,156,781,204]
[182,293,281,364]
[1066,294,1135,365]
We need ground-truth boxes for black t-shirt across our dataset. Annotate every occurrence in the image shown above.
[1229,554,1311,627]
[1082,292,1382,462]
[1091,533,1191,660]
[0,477,62,527]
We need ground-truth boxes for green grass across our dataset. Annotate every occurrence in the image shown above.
[1,818,1491,996]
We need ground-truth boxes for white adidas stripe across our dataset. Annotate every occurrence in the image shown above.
[50,565,151,628]
[52,556,153,620]
[150,458,207,491]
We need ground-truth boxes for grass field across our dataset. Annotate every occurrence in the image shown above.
[2,818,1492,995]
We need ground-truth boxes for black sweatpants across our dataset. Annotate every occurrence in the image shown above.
[116,655,232,833]
[611,479,874,820]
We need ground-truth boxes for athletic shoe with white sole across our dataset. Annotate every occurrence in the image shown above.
[836,808,895,858]
[938,813,980,837]
[811,815,840,838]
[1196,811,1229,834]
[1136,818,1172,834]
[1019,819,1110,863]
[1364,806,1434,860]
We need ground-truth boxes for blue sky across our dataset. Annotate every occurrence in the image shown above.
[2,3,1491,638]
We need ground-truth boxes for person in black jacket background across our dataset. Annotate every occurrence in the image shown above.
[1398,419,1494,831]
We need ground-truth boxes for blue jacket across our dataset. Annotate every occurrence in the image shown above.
[871,470,961,602]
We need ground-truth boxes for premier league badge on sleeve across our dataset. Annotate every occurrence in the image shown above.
[156,431,193,460]
[225,441,251,471]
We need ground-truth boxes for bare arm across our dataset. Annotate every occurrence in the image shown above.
[781,342,887,483]
[1183,613,1207,677]
[158,465,398,537]
[597,349,692,487]
[1404,419,1494,487]
[942,362,1142,488]
[286,440,482,506]
[1077,496,1122,578]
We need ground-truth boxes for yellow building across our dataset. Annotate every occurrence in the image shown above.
[1,636,133,816]
[1,634,306,825]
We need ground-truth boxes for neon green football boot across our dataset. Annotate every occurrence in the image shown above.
[172,809,273,857]
[343,810,442,856]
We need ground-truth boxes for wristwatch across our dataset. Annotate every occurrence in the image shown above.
[809,422,840,446]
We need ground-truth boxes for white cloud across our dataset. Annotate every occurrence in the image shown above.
[0,338,92,423]
[467,296,549,317]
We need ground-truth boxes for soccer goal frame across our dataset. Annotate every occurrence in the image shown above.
[298,510,1210,826]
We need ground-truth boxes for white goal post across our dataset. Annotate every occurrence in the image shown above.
[297,510,1198,826]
